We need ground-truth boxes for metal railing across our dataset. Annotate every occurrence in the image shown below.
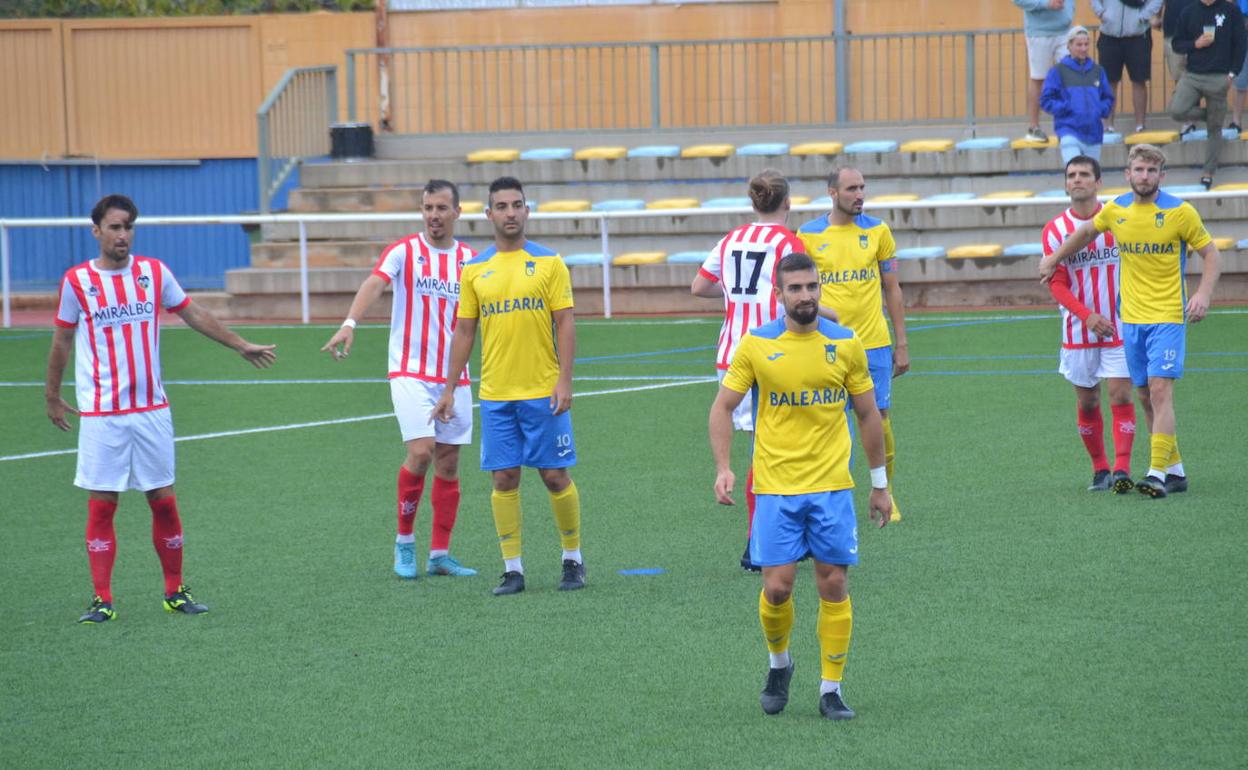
[345,28,1178,134]
[258,66,339,214]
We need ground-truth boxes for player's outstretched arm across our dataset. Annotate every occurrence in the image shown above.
[44,325,78,431]
[551,308,576,415]
[1187,241,1222,322]
[851,389,892,528]
[709,386,746,505]
[321,274,387,360]
[881,271,909,376]
[1038,222,1099,283]
[432,316,477,423]
[175,301,276,369]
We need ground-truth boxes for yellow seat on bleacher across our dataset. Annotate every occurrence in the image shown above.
[537,200,592,213]
[872,194,920,203]
[1212,182,1248,191]
[790,195,811,205]
[1010,136,1057,149]
[899,139,954,153]
[982,190,1035,200]
[574,146,628,161]
[646,198,701,210]
[460,201,484,214]
[1125,130,1178,145]
[681,144,735,159]
[614,251,668,265]
[790,141,844,156]
[467,148,521,163]
[948,244,1005,259]
[1212,237,1235,251]
[1100,187,1130,197]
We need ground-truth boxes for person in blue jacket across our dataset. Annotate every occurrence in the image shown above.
[1042,26,1117,163]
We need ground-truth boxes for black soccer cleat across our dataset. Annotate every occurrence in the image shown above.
[1164,474,1188,494]
[558,560,586,591]
[1088,469,1112,492]
[163,585,208,615]
[818,690,856,721]
[78,596,116,624]
[1135,476,1167,499]
[492,571,526,596]
[760,663,794,715]
[740,542,761,573]
[1111,470,1134,495]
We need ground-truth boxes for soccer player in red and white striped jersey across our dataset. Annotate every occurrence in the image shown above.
[322,180,478,579]
[1041,156,1142,493]
[45,194,277,624]
[691,170,805,571]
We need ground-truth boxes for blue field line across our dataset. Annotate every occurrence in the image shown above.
[0,333,51,341]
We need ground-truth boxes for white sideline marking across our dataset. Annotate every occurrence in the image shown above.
[0,377,716,463]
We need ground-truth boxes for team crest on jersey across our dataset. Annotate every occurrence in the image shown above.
[525,260,536,276]
[825,344,837,364]
[416,255,426,265]
[859,235,869,249]
[137,275,151,289]
[87,285,100,297]
[1155,213,1165,228]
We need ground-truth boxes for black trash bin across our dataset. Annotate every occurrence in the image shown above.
[330,122,374,159]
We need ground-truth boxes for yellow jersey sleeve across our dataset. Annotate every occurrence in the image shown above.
[1178,203,1212,252]
[844,335,873,396]
[722,336,756,394]
[877,222,896,264]
[458,262,481,319]
[547,255,575,312]
[1092,202,1116,233]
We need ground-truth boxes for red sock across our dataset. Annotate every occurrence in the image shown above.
[1077,408,1109,473]
[149,495,184,596]
[430,476,461,551]
[397,466,424,537]
[745,467,756,536]
[86,499,118,602]
[1111,403,1137,474]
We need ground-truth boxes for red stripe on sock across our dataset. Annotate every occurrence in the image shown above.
[397,466,424,537]
[148,494,183,596]
[86,498,118,603]
[430,476,460,551]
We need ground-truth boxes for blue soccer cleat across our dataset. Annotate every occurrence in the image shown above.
[394,542,418,579]
[427,555,477,577]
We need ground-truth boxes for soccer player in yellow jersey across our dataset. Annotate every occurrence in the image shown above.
[710,252,891,721]
[798,168,909,521]
[433,176,584,594]
[1039,144,1222,498]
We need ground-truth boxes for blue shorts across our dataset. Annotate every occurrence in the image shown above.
[479,397,576,471]
[1122,322,1185,386]
[866,345,893,411]
[750,490,859,567]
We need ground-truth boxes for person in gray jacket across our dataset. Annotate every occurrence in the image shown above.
[1016,0,1076,142]
[1094,0,1165,132]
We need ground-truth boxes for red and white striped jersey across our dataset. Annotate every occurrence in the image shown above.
[55,256,189,416]
[1042,205,1123,350]
[373,233,473,385]
[698,223,803,370]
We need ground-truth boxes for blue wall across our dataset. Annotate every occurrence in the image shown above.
[0,159,299,290]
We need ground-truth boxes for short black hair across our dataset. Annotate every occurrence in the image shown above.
[827,166,859,190]
[91,194,138,226]
[1065,155,1102,181]
[487,176,525,206]
[777,252,817,276]
[424,179,460,207]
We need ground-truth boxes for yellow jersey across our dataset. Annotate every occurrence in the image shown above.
[722,317,874,495]
[458,241,574,400]
[1092,191,1211,324]
[798,212,898,350]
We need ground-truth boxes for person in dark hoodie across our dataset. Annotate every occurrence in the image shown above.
[1170,0,1248,187]
[1042,26,1117,163]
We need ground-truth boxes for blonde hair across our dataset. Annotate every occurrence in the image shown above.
[748,168,790,214]
[1127,144,1166,169]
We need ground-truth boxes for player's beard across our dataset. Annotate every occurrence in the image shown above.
[788,301,818,325]
[1130,179,1159,198]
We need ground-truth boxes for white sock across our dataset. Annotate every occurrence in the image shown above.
[562,549,583,564]
[820,679,841,696]
[1148,469,1166,480]
[1167,463,1185,477]
[429,549,448,559]
[396,534,415,545]
[769,651,791,669]
[504,557,524,574]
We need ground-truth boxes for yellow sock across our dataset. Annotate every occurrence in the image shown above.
[759,591,794,654]
[882,417,901,521]
[1150,434,1176,475]
[817,597,853,682]
[1168,440,1181,468]
[549,481,581,551]
[491,488,523,559]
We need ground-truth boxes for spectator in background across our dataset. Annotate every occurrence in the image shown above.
[1160,0,1199,81]
[1170,0,1247,187]
[1094,0,1164,133]
[1228,0,1248,132]
[1016,0,1075,142]
[1043,26,1117,161]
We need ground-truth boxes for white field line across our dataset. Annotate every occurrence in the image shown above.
[0,377,716,463]
[0,374,708,387]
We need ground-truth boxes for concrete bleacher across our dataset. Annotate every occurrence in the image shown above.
[232,122,1248,318]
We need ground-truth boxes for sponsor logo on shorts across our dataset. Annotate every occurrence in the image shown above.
[557,449,572,457]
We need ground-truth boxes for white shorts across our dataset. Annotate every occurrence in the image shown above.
[1059,345,1130,389]
[75,408,176,492]
[1027,34,1066,79]
[390,378,473,444]
[718,369,754,432]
